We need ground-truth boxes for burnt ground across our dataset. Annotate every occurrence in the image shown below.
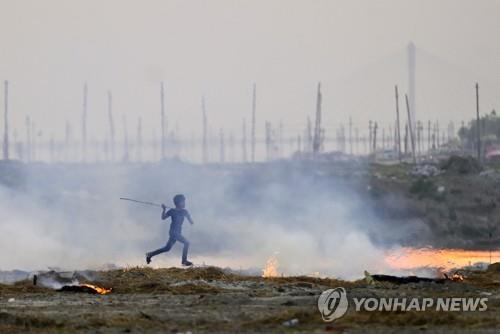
[0,266,499,333]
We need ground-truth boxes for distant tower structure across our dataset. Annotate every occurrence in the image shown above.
[312,82,323,155]
[408,42,416,130]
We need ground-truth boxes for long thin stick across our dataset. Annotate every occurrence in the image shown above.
[119,197,169,208]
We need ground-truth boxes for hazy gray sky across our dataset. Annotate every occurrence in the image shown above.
[1,0,499,140]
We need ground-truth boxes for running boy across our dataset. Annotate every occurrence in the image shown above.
[146,194,194,266]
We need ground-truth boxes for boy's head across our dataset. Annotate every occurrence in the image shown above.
[173,194,186,208]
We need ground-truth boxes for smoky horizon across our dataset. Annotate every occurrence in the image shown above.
[0,0,499,164]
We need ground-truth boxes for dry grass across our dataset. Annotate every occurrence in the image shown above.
[1,266,499,333]
[0,280,53,294]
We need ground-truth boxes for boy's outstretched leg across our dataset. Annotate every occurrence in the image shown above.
[146,237,176,264]
[176,235,192,266]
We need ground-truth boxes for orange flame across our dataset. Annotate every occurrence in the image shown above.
[81,283,113,295]
[449,272,465,282]
[385,247,500,271]
[262,256,279,278]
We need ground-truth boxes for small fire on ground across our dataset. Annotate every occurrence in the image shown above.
[261,248,496,279]
[58,283,112,295]
[262,256,279,278]
[82,283,112,295]
[448,272,465,282]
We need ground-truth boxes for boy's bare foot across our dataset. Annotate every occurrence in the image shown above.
[146,253,152,265]
[182,260,193,266]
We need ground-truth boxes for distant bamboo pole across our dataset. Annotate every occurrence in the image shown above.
[355,127,359,154]
[405,94,416,163]
[395,85,401,162]
[3,80,9,160]
[404,123,408,154]
[393,121,397,151]
[306,117,312,152]
[368,120,373,154]
[382,128,385,150]
[416,121,422,156]
[436,120,440,148]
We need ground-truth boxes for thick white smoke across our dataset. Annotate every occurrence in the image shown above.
[0,160,392,279]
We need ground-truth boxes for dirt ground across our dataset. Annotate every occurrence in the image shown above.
[0,266,499,333]
[1,158,499,333]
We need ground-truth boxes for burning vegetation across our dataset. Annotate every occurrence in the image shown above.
[57,283,112,295]
[385,247,500,271]
[262,255,280,278]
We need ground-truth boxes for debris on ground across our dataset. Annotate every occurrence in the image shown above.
[364,270,450,284]
[409,164,441,177]
[282,318,299,326]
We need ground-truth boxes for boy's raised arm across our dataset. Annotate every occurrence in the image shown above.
[161,204,170,220]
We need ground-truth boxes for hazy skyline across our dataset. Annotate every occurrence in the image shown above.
[1,0,499,142]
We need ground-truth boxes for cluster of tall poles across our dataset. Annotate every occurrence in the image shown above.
[0,80,483,164]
